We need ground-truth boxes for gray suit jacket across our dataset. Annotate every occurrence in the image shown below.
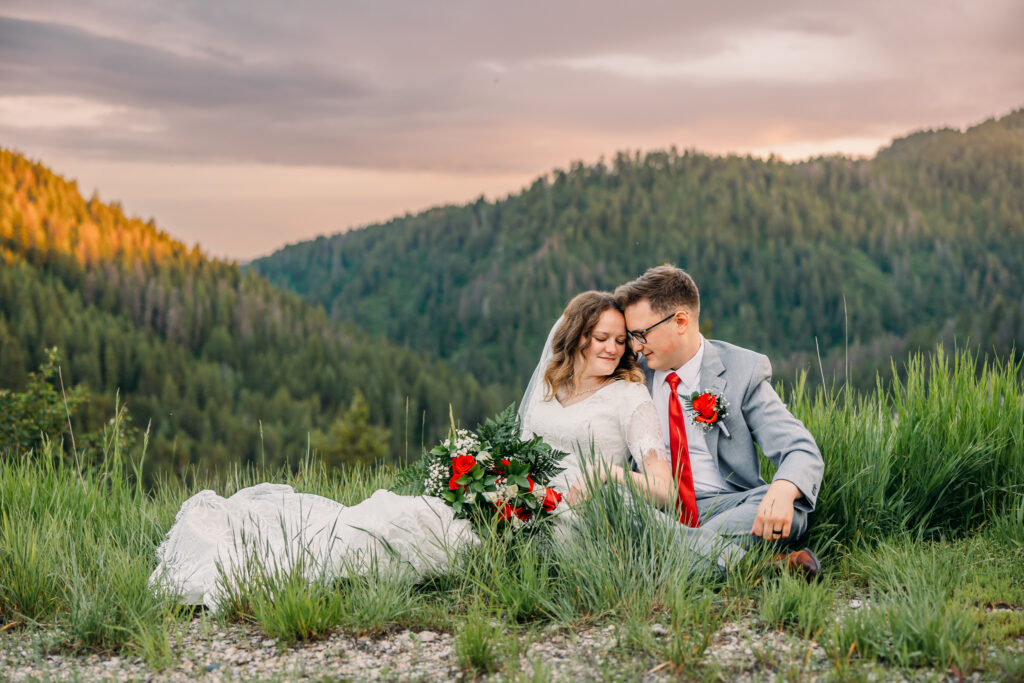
[641,339,824,512]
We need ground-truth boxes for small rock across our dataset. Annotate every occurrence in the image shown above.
[261,638,276,647]
[204,662,221,672]
[651,623,670,637]
[418,630,438,643]
[849,599,863,609]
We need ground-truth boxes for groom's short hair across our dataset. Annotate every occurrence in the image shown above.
[615,265,700,317]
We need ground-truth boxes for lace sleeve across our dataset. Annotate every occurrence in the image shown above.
[619,384,670,471]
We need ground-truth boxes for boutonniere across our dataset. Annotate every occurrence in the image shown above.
[685,391,731,438]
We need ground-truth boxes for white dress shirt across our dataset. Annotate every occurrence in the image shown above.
[652,336,728,496]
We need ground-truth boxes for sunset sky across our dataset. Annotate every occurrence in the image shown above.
[2,1,1022,260]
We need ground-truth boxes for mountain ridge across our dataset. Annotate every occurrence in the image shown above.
[252,109,1024,401]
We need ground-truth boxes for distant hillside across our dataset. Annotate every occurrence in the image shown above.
[253,110,1024,397]
[0,150,504,476]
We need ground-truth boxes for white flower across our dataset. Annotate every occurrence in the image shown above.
[449,428,480,454]
[531,486,547,503]
[501,484,519,499]
[482,491,499,503]
[476,450,492,466]
[424,460,451,496]
[463,491,477,505]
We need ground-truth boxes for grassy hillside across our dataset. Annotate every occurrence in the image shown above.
[253,110,1024,401]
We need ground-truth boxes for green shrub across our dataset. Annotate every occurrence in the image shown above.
[0,348,85,456]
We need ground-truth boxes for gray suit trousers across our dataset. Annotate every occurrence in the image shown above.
[697,485,809,550]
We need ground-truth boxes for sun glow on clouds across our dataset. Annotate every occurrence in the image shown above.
[547,30,886,84]
[0,96,162,134]
[0,96,121,129]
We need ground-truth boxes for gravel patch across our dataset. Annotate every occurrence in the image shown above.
[2,616,1019,681]
[4,620,461,682]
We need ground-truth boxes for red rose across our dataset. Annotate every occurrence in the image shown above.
[527,476,535,492]
[514,507,531,521]
[542,488,563,512]
[494,501,514,520]
[692,393,719,424]
[449,473,464,490]
[452,454,476,475]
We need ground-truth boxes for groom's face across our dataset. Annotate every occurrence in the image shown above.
[624,298,686,371]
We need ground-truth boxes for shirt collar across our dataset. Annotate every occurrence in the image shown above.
[654,335,705,392]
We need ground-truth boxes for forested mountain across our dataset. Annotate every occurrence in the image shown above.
[4,110,1021,478]
[0,149,504,477]
[253,110,1024,397]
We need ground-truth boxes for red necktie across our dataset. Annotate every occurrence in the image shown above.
[666,372,699,527]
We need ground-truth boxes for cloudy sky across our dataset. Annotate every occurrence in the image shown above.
[2,1,1022,260]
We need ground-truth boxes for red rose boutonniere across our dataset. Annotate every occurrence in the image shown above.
[685,391,731,438]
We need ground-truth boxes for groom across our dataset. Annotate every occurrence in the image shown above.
[615,265,824,577]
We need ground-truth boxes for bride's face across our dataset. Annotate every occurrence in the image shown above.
[578,308,628,379]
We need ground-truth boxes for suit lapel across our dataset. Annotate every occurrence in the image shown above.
[699,342,727,464]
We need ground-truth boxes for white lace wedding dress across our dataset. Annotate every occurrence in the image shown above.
[520,379,671,492]
[147,381,668,611]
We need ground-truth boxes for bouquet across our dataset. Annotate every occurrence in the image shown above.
[396,405,567,530]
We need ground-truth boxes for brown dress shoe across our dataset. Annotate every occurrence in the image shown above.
[780,548,822,582]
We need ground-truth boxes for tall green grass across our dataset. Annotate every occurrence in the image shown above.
[787,346,1024,551]
[454,600,507,674]
[826,538,984,670]
[0,433,185,656]
[1,346,1022,678]
[759,572,834,639]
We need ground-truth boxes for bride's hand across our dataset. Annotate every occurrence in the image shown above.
[566,479,588,506]
[566,465,619,505]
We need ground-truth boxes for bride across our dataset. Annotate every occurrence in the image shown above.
[150,291,737,610]
[516,290,676,507]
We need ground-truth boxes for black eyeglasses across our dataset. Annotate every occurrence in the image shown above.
[627,312,676,345]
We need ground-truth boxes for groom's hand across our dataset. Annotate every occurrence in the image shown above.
[750,479,801,540]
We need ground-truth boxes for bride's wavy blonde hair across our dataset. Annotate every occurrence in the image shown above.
[543,291,644,400]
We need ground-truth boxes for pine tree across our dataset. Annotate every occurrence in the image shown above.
[312,390,391,468]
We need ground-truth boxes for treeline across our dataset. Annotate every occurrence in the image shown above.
[253,110,1024,398]
[0,149,505,477]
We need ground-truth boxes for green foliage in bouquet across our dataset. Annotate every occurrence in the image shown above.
[390,453,431,496]
[474,405,565,487]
